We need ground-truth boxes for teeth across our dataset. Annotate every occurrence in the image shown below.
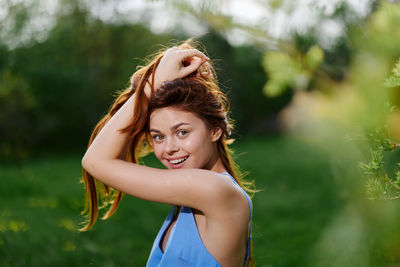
[170,157,188,164]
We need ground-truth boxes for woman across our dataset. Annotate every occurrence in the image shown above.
[80,40,255,267]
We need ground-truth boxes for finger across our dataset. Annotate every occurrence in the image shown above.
[196,61,213,78]
[182,56,200,67]
[200,69,211,78]
[178,49,209,61]
[205,62,214,78]
[181,58,207,77]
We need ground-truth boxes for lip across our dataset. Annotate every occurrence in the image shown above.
[166,156,189,169]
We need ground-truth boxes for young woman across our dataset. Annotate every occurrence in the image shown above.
[80,40,255,267]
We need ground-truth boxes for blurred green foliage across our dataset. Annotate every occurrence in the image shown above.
[2,0,400,266]
[177,0,400,265]
[2,135,399,266]
[262,45,323,97]
[385,58,400,88]
[0,136,345,267]
[269,2,400,265]
[0,3,173,158]
[0,1,291,159]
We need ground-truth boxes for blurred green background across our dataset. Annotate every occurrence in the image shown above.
[1,0,400,266]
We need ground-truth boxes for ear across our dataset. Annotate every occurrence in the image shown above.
[210,127,223,142]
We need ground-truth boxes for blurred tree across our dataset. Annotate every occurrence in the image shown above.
[0,0,296,158]
[170,0,377,95]
[172,0,400,265]
[170,0,379,135]
[198,31,292,135]
[0,68,36,158]
[360,60,400,201]
[277,2,400,265]
[0,0,176,158]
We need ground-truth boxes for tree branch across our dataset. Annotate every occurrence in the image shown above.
[383,175,400,191]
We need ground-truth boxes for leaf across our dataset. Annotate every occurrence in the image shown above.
[392,58,400,77]
[360,161,374,175]
[263,81,283,97]
[384,57,400,87]
[262,51,302,97]
[366,178,385,200]
[396,170,400,186]
[305,45,324,70]
[384,76,400,88]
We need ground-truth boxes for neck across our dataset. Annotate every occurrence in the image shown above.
[210,157,227,173]
[205,145,227,173]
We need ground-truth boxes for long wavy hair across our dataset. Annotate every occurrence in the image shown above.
[80,39,256,266]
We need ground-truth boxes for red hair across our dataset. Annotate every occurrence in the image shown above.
[80,39,256,266]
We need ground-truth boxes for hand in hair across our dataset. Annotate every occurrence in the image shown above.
[196,60,213,78]
[153,47,209,90]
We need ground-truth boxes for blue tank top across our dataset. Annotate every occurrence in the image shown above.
[146,172,253,267]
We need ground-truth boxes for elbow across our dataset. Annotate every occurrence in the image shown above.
[82,155,100,177]
[81,155,89,171]
[81,153,95,173]
[81,153,112,178]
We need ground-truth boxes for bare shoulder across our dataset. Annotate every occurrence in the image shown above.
[200,173,251,266]
[154,168,250,220]
[212,173,251,220]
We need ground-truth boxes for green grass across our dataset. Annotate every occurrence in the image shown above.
[0,136,397,266]
[233,137,342,266]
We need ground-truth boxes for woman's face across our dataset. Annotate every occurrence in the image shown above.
[149,107,221,170]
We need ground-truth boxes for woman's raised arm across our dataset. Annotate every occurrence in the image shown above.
[82,47,209,168]
[81,48,243,217]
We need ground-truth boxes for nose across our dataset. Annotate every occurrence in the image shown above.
[165,138,179,155]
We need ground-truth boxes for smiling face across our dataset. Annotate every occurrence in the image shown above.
[149,107,224,172]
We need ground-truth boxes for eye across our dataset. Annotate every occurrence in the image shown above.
[152,134,165,143]
[177,130,189,137]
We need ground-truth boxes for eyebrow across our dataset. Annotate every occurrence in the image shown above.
[150,122,191,133]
